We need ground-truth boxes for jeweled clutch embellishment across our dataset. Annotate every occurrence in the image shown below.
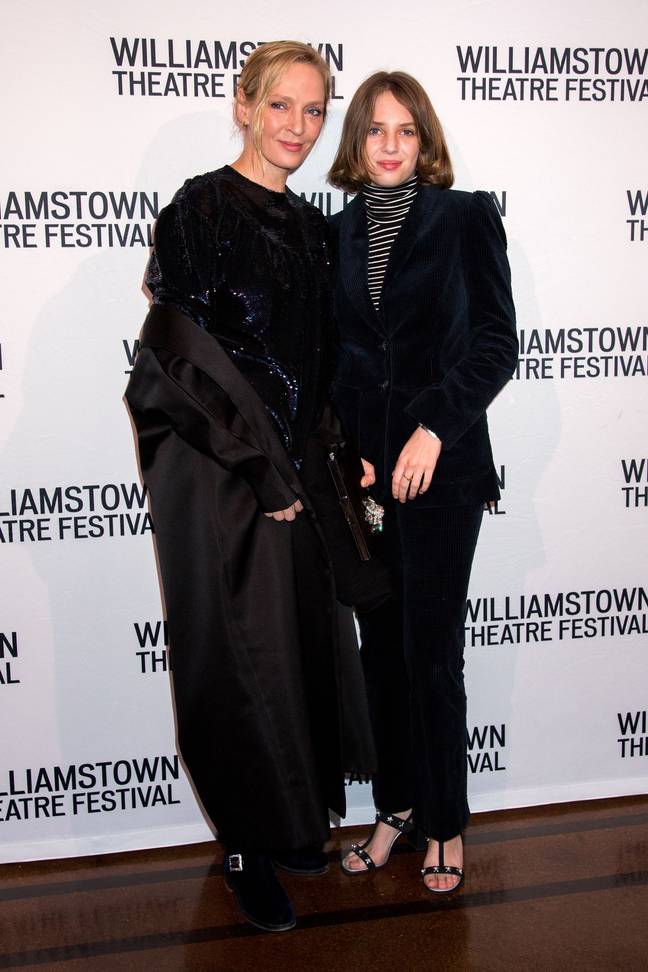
[362,496,384,533]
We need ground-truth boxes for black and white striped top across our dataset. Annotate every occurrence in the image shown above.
[363,176,418,309]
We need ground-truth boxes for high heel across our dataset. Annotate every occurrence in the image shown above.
[421,838,464,894]
[341,810,415,875]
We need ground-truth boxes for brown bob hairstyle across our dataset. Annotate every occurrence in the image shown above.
[329,71,454,192]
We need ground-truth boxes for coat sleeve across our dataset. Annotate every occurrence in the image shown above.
[126,346,299,514]
[404,191,518,450]
[145,194,220,330]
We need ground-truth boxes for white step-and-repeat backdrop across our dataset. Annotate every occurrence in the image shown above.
[2,0,647,862]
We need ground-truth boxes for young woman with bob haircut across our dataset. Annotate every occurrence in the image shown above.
[126,41,375,932]
[329,71,518,893]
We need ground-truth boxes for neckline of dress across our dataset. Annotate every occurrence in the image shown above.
[223,164,291,199]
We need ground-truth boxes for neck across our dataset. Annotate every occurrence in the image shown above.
[364,175,419,195]
[231,149,288,193]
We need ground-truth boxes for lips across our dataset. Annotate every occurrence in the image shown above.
[377,161,402,170]
[279,141,305,153]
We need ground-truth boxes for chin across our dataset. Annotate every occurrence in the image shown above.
[371,171,405,187]
[279,152,309,172]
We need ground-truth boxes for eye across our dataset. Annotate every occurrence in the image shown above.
[269,101,287,110]
[367,126,381,136]
[401,128,417,137]
[306,106,323,117]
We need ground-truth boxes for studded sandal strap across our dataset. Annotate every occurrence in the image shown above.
[348,842,376,870]
[375,811,415,834]
[421,864,464,878]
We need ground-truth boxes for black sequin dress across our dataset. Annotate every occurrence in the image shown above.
[126,166,379,849]
[146,165,333,465]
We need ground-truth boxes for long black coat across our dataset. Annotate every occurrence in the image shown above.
[126,305,372,851]
[330,187,518,505]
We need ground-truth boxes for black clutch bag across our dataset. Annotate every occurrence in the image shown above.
[299,433,391,613]
[325,440,384,562]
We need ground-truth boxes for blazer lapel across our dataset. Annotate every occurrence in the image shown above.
[338,196,384,335]
[381,185,438,302]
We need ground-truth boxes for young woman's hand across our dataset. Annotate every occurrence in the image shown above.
[360,458,376,488]
[264,500,304,521]
[392,427,442,502]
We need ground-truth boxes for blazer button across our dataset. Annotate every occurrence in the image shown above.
[380,340,388,351]
[380,380,389,391]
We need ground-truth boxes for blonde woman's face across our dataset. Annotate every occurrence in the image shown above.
[365,90,420,187]
[240,62,326,179]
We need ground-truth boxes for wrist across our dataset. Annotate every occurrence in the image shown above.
[418,423,440,442]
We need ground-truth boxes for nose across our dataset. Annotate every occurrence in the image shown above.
[286,107,304,135]
[383,129,398,154]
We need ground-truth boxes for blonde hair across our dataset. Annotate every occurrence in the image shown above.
[329,71,454,193]
[235,41,331,150]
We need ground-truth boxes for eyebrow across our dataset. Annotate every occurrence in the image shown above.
[270,93,325,106]
[371,118,417,126]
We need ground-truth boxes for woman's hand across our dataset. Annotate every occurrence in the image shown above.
[392,427,441,503]
[360,458,376,488]
[264,500,304,522]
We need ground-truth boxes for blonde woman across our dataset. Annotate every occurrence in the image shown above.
[126,42,372,931]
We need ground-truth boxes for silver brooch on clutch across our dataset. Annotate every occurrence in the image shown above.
[362,496,384,533]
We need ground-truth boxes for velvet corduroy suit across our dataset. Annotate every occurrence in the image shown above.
[330,186,518,840]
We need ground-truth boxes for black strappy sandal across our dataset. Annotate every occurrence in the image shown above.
[341,810,415,875]
[421,839,464,894]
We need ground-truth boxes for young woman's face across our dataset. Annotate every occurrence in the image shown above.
[240,62,326,180]
[364,90,420,187]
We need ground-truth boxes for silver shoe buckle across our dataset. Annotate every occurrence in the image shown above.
[227,853,243,872]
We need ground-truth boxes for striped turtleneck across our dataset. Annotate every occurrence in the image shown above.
[363,176,418,309]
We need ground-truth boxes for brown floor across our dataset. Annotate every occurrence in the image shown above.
[1,796,647,971]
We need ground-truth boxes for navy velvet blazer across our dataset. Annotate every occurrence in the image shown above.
[330,186,518,507]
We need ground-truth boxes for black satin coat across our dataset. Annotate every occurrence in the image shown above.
[126,305,373,850]
[330,187,518,506]
[125,168,379,850]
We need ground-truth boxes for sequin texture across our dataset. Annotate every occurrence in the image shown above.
[146,165,334,462]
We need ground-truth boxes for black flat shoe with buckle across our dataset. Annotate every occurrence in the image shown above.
[223,850,296,931]
[272,843,329,876]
